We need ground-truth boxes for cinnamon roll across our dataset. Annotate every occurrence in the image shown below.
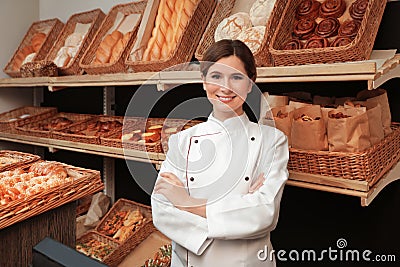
[293,18,317,40]
[350,0,368,21]
[315,18,340,38]
[305,36,329,49]
[319,0,346,18]
[338,20,361,38]
[283,39,304,50]
[296,0,321,20]
[331,36,353,47]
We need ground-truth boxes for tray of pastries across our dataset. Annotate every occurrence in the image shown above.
[0,160,103,229]
[0,150,40,173]
[269,0,387,66]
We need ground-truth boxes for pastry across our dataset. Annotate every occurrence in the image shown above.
[282,38,303,50]
[249,0,276,26]
[147,124,163,134]
[338,20,360,38]
[64,32,84,47]
[142,132,160,143]
[293,18,317,40]
[319,0,346,18]
[21,52,37,65]
[236,26,266,53]
[331,36,353,47]
[305,36,329,49]
[110,32,131,63]
[350,0,368,21]
[94,30,123,64]
[315,17,340,38]
[214,12,253,42]
[296,0,321,20]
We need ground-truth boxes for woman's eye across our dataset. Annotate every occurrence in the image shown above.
[232,75,244,80]
[210,74,221,79]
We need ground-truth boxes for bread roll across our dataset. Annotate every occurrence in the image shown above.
[21,52,37,65]
[249,0,276,27]
[31,32,46,52]
[214,12,252,41]
[13,46,35,71]
[237,26,266,53]
[64,32,84,47]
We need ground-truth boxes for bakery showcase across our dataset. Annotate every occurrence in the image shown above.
[0,0,399,266]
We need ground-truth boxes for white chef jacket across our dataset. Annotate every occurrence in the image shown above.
[151,112,289,267]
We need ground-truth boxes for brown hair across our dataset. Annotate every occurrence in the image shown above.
[200,39,257,82]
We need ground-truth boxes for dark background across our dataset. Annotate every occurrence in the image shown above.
[41,2,400,266]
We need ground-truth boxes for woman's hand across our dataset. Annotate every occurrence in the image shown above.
[154,172,190,208]
[154,172,207,218]
[249,172,265,194]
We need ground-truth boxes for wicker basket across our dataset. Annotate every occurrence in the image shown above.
[95,198,155,266]
[101,117,202,153]
[125,0,217,73]
[195,0,287,67]
[0,150,40,172]
[288,123,400,187]
[52,115,124,145]
[76,231,120,263]
[15,112,94,139]
[0,161,103,230]
[46,9,106,75]
[0,106,58,133]
[79,1,148,75]
[269,0,387,66]
[3,18,64,78]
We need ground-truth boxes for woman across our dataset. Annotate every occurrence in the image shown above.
[152,39,289,266]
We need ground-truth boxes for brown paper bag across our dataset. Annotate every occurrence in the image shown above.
[259,92,289,123]
[344,101,384,146]
[262,105,294,146]
[291,105,328,151]
[357,89,392,136]
[327,107,371,152]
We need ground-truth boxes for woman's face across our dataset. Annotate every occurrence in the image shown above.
[203,55,252,118]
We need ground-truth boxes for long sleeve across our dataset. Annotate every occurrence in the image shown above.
[206,128,289,240]
[151,134,213,255]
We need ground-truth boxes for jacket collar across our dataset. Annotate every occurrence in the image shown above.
[207,112,250,133]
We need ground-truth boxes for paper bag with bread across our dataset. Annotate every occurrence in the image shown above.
[327,106,371,152]
[291,105,328,151]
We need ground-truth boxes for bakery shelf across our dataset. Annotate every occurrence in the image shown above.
[0,131,164,163]
[0,54,399,90]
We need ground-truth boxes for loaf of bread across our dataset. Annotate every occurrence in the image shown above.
[12,46,35,71]
[236,26,266,53]
[142,0,200,61]
[31,32,46,52]
[249,0,276,27]
[94,30,123,64]
[214,12,252,42]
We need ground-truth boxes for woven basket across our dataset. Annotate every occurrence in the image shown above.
[0,161,103,230]
[3,18,64,78]
[195,0,287,67]
[79,1,148,75]
[269,0,387,66]
[95,198,155,266]
[52,115,124,145]
[0,106,58,133]
[0,150,40,172]
[76,231,120,263]
[15,112,94,139]
[101,117,202,153]
[125,0,216,73]
[46,9,106,75]
[288,123,400,187]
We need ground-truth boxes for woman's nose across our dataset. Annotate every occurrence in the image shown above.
[219,84,233,94]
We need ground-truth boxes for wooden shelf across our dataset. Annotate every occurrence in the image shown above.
[0,55,399,90]
[0,132,165,164]
[0,131,399,206]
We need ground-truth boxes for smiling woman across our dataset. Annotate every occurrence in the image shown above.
[151,39,289,267]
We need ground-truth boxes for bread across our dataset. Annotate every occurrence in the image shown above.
[349,0,368,21]
[31,32,46,52]
[21,52,37,65]
[315,17,340,38]
[214,12,252,41]
[142,132,160,143]
[282,39,303,50]
[319,0,346,18]
[110,32,131,63]
[12,46,35,71]
[93,30,124,64]
[237,26,266,53]
[249,0,276,27]
[296,0,321,20]
[293,18,317,40]
[143,0,200,61]
[53,47,71,67]
[64,32,84,47]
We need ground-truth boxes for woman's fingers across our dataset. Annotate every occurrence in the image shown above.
[249,173,265,193]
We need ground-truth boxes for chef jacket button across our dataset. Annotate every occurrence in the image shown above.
[245,176,249,181]
[194,140,198,143]
[251,137,255,141]
[190,177,195,182]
